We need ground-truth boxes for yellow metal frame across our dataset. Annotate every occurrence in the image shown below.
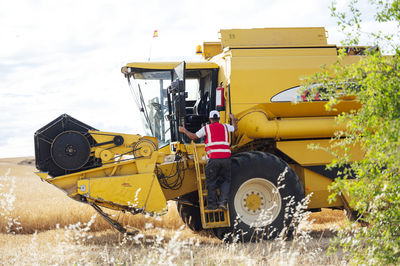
[37,150,167,213]
[202,42,223,60]
[88,131,159,162]
[77,173,166,213]
[36,130,168,214]
[191,142,230,229]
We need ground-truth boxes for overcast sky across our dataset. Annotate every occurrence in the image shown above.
[0,0,396,158]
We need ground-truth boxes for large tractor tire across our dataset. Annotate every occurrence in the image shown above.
[176,192,203,232]
[213,151,304,242]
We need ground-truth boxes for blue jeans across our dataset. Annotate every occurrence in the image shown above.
[205,158,231,207]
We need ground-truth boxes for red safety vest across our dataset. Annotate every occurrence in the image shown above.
[204,123,231,159]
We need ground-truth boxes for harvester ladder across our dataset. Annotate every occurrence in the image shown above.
[191,142,230,229]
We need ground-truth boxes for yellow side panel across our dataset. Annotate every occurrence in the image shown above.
[226,49,361,115]
[304,169,343,209]
[232,47,337,57]
[159,165,198,200]
[203,42,222,60]
[230,55,338,110]
[78,174,167,213]
[276,139,362,166]
[277,140,334,165]
[219,28,327,48]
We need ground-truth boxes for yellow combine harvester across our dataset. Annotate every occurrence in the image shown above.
[34,28,364,241]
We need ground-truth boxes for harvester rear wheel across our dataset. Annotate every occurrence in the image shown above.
[212,151,304,242]
[176,192,202,231]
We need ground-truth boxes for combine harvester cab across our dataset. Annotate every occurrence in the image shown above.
[35,27,366,241]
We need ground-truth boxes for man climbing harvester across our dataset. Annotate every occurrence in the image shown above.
[179,110,237,210]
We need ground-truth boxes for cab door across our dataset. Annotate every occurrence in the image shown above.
[168,61,186,142]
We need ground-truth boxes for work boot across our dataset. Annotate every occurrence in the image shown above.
[218,202,227,211]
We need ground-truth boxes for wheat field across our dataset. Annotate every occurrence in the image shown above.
[0,157,348,265]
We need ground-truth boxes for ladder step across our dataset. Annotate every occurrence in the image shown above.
[204,210,229,227]
[204,209,224,213]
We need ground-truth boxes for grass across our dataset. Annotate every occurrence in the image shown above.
[0,157,349,265]
[0,158,185,234]
[0,226,345,265]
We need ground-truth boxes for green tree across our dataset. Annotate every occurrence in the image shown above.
[303,0,400,264]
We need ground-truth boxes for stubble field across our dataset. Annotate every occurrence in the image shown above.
[0,157,348,265]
